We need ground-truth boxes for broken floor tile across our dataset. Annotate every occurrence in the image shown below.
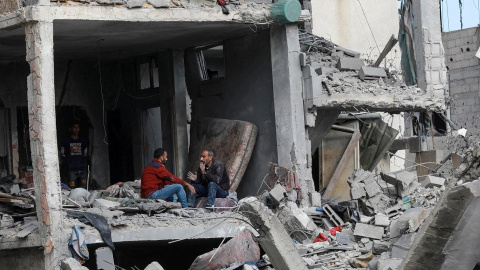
[353,223,384,240]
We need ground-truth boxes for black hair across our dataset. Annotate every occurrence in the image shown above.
[154,148,166,159]
[70,120,81,128]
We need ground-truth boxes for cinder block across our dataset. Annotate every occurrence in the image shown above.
[309,191,321,207]
[358,66,387,81]
[336,57,364,71]
[269,184,287,205]
[353,223,384,240]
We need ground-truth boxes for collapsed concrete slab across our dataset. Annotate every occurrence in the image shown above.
[239,198,308,270]
[276,201,317,243]
[400,179,480,270]
[353,223,384,240]
[189,230,260,270]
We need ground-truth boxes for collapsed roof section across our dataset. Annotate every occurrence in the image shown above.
[300,31,445,112]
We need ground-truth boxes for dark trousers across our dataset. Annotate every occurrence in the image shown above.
[187,182,228,207]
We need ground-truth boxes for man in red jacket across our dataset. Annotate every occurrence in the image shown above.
[141,148,195,208]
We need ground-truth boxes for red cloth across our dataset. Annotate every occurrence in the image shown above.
[141,159,185,198]
[314,233,328,243]
[329,225,342,236]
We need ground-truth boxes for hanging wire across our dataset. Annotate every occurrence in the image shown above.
[356,0,381,55]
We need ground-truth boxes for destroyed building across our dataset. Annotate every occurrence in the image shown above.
[3,0,479,269]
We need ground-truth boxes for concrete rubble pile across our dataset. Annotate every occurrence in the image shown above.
[229,166,449,270]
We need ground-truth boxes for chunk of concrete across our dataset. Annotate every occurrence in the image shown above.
[391,233,416,259]
[353,223,384,240]
[374,213,390,227]
[238,198,308,270]
[382,171,417,190]
[336,57,365,71]
[309,191,321,207]
[96,247,115,270]
[144,262,164,270]
[61,258,89,270]
[421,175,445,188]
[147,0,169,7]
[377,258,402,270]
[389,208,429,238]
[351,186,366,200]
[315,66,338,75]
[190,230,260,270]
[269,184,287,205]
[93,199,121,209]
[123,0,144,8]
[277,201,317,242]
[373,240,391,255]
[365,181,382,197]
[358,66,387,81]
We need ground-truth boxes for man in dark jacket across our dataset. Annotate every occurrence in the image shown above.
[141,148,195,208]
[187,150,230,208]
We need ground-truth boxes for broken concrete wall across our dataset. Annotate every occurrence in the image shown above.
[442,27,480,132]
[0,248,44,269]
[187,30,278,198]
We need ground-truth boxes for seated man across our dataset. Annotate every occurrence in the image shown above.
[141,148,195,208]
[187,150,230,208]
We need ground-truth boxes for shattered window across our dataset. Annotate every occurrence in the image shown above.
[196,44,226,81]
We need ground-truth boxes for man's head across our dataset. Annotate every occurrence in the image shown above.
[200,150,214,166]
[69,121,80,137]
[154,148,168,164]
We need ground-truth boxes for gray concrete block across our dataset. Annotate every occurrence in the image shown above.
[147,0,169,7]
[391,233,416,259]
[308,191,321,207]
[336,57,365,71]
[358,66,387,81]
[61,258,89,270]
[353,223,384,240]
[315,66,338,75]
[351,186,366,199]
[364,181,382,197]
[335,46,361,58]
[144,262,165,270]
[421,175,446,188]
[374,213,390,227]
[96,247,115,270]
[373,240,391,254]
[123,0,144,7]
[269,184,286,205]
[336,232,356,246]
[382,171,417,190]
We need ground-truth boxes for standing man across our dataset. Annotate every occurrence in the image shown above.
[187,150,230,208]
[60,121,89,189]
[141,148,195,208]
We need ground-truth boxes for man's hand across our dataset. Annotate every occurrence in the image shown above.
[200,162,206,174]
[186,183,196,195]
[187,171,197,182]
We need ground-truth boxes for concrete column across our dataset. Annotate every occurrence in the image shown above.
[412,0,448,100]
[25,21,68,269]
[270,24,312,204]
[171,50,189,179]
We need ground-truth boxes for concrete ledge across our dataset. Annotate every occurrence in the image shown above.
[0,233,41,250]
[0,10,23,29]
[315,93,445,112]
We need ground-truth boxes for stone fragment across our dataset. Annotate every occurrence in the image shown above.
[358,66,387,81]
[96,247,115,270]
[336,57,365,71]
[359,215,373,224]
[147,0,169,7]
[353,223,384,240]
[336,232,356,246]
[123,0,144,7]
[374,213,390,227]
[315,66,338,75]
[269,184,286,205]
[391,233,416,259]
[308,191,321,206]
[277,201,317,242]
[61,258,89,270]
[351,186,366,199]
[382,171,421,197]
[421,175,445,188]
[144,261,165,270]
[389,208,429,238]
[373,240,391,254]
[239,198,308,270]
[93,199,121,209]
[364,181,382,197]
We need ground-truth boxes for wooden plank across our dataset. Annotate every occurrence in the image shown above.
[0,193,33,203]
